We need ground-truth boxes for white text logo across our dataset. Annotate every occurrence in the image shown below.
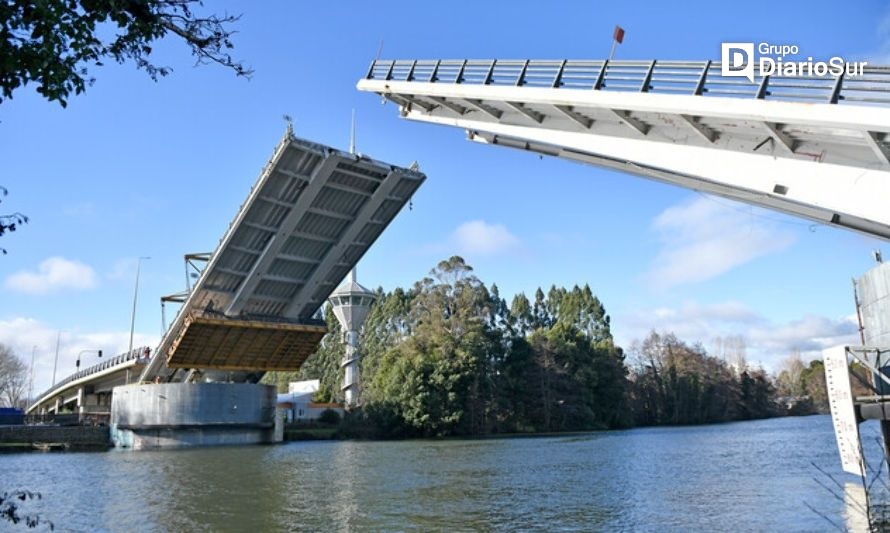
[721,42,867,83]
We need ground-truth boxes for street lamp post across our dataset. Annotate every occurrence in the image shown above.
[75,349,102,371]
[51,331,61,386]
[129,256,151,355]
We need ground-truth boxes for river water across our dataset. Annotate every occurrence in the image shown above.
[0,415,881,531]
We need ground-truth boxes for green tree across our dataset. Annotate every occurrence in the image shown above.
[366,257,501,436]
[509,292,532,337]
[800,360,829,413]
[326,257,631,437]
[1,0,251,106]
[298,305,344,403]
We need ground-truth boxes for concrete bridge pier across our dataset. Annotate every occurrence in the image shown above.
[110,382,282,449]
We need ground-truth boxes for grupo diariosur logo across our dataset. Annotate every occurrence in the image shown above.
[721,42,868,82]
[722,43,755,81]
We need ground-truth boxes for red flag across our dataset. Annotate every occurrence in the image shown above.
[613,25,625,44]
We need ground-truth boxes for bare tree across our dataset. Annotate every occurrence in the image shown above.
[713,334,748,376]
[0,344,28,407]
[776,349,806,397]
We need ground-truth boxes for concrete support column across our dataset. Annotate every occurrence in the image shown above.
[77,387,85,415]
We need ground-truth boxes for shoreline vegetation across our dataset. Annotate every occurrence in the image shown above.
[268,256,832,441]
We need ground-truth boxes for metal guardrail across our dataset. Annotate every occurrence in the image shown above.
[33,346,151,404]
[365,59,890,105]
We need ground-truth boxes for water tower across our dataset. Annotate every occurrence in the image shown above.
[328,269,376,407]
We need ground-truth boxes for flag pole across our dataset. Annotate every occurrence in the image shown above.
[609,25,625,61]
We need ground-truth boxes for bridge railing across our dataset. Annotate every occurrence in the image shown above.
[365,59,890,105]
[32,346,151,406]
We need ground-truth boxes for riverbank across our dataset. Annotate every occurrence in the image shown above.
[0,425,111,452]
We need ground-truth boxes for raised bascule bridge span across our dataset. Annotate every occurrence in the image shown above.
[141,132,423,384]
[357,58,890,475]
[27,131,425,448]
[359,58,890,238]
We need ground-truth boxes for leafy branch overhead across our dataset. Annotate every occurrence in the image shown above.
[0,186,28,255]
[0,0,252,107]
[0,490,53,530]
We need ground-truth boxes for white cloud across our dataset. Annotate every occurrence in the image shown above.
[644,196,795,289]
[0,317,159,399]
[5,256,98,294]
[453,220,521,256]
[614,302,858,373]
[418,220,522,258]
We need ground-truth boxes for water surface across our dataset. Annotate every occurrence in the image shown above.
[0,415,876,531]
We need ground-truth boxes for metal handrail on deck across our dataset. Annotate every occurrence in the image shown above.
[32,346,151,404]
[365,59,890,105]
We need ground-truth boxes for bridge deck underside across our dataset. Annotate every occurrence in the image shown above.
[358,59,890,240]
[166,314,328,371]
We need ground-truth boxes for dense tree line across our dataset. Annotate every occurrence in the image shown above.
[270,256,628,437]
[269,257,809,437]
[628,332,775,425]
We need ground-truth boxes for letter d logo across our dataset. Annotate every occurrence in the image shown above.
[722,42,754,82]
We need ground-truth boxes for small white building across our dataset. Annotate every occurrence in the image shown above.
[276,379,344,422]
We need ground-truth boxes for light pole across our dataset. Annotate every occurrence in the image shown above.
[28,345,35,405]
[51,331,61,386]
[129,256,151,354]
[75,349,102,371]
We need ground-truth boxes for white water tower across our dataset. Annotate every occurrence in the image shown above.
[328,269,376,407]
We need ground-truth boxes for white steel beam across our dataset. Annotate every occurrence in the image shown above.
[358,78,890,135]
[678,114,718,143]
[322,181,374,198]
[226,155,339,316]
[413,112,890,240]
[864,131,890,168]
[609,109,650,135]
[506,101,544,123]
[290,230,338,244]
[462,98,503,119]
[278,252,321,264]
[427,96,469,115]
[308,206,354,222]
[554,105,593,129]
[283,170,402,319]
[762,122,796,153]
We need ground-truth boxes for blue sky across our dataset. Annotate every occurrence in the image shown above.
[2,0,889,394]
